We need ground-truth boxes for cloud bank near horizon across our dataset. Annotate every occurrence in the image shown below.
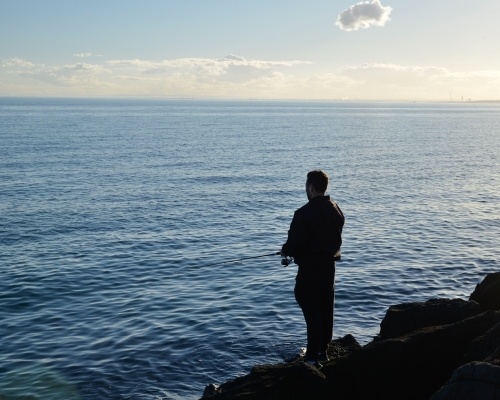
[107,54,311,77]
[2,58,43,68]
[336,0,393,31]
[1,56,500,100]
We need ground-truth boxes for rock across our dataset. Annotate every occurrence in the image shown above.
[285,334,362,363]
[429,362,500,400]
[377,298,481,340]
[200,335,361,400]
[463,322,500,364]
[332,311,500,400]
[326,334,362,360]
[200,273,500,400]
[470,272,500,311]
[202,384,220,398]
[485,347,500,367]
[200,361,326,399]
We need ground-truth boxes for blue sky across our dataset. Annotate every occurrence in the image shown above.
[1,0,500,99]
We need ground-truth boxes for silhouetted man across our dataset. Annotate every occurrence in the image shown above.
[281,170,344,369]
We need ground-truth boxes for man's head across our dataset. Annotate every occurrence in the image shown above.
[306,170,328,200]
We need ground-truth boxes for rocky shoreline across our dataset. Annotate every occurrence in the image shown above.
[201,272,500,399]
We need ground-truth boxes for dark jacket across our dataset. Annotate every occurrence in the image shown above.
[281,195,344,269]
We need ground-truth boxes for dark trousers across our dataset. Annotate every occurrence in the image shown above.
[294,266,335,362]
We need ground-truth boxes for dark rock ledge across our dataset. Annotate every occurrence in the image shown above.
[201,272,500,400]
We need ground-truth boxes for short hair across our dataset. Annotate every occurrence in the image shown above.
[307,170,328,193]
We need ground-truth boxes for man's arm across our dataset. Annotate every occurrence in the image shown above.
[281,210,309,257]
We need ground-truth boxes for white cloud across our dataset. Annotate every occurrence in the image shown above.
[215,54,307,68]
[2,56,500,100]
[343,63,500,80]
[338,62,500,99]
[336,0,392,31]
[107,55,311,76]
[106,70,357,99]
[60,63,111,72]
[219,54,246,62]
[12,62,111,89]
[2,58,37,68]
[74,53,92,58]
[448,70,500,79]
[343,63,448,75]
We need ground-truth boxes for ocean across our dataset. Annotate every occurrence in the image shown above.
[1,98,499,399]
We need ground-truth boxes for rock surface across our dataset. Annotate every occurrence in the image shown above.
[377,298,481,340]
[333,311,500,400]
[485,347,500,367]
[463,322,500,364]
[430,362,500,400]
[470,272,500,311]
[201,362,327,400]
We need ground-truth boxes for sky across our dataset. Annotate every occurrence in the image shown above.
[1,0,500,100]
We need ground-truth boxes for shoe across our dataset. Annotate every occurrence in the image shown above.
[318,352,330,363]
[312,361,323,371]
[305,360,323,371]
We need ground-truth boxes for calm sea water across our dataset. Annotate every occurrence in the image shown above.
[1,98,499,399]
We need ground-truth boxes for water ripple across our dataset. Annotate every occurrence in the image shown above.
[1,99,499,399]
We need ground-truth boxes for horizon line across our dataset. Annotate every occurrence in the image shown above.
[1,95,500,103]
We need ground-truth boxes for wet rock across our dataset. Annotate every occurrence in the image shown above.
[429,362,500,400]
[470,272,500,311]
[332,311,500,400]
[463,322,500,364]
[377,298,481,340]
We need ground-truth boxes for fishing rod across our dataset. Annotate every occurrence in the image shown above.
[200,251,294,268]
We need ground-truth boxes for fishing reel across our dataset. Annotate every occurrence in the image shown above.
[281,256,293,267]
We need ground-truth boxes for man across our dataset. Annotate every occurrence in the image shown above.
[281,170,344,369]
